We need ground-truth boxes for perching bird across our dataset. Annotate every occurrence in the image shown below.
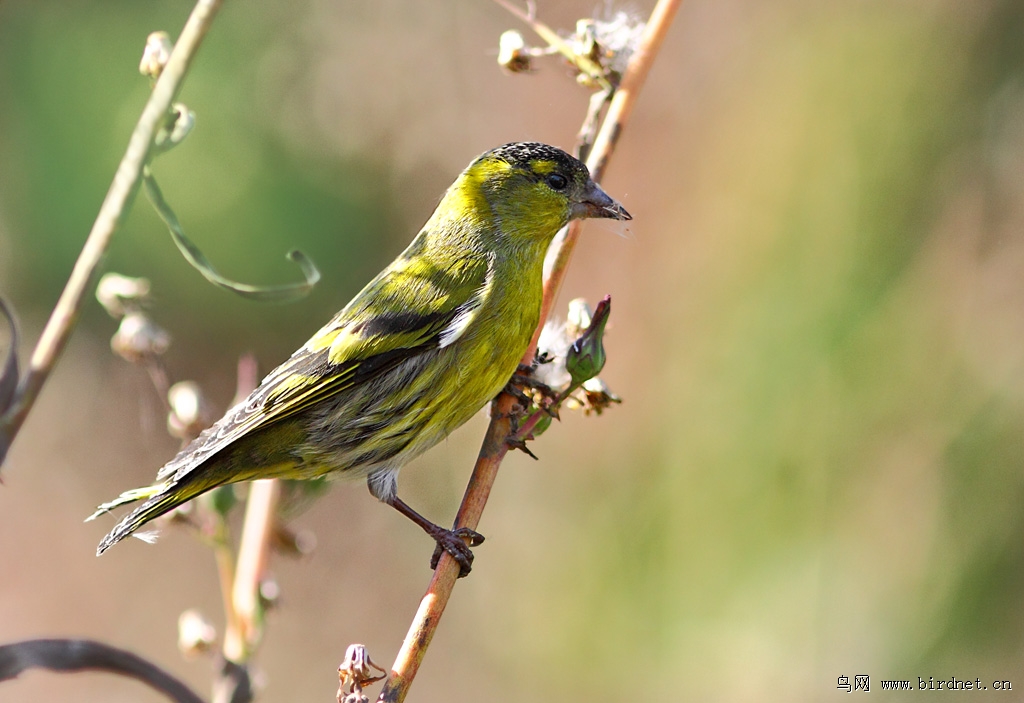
[89,142,630,575]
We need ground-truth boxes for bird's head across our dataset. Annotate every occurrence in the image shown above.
[445,142,631,246]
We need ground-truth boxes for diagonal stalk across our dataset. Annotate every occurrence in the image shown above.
[377,1,683,700]
[0,0,224,462]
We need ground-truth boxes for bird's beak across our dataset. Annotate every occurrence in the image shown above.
[571,181,632,221]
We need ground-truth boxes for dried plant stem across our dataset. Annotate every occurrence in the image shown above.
[223,478,280,662]
[490,0,613,91]
[222,356,266,663]
[0,0,223,454]
[537,0,684,344]
[589,0,682,179]
[378,1,682,700]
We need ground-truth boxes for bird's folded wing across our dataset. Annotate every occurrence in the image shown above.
[156,255,493,481]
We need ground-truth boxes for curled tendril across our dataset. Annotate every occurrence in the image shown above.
[138,44,319,305]
[152,103,196,155]
[142,169,321,303]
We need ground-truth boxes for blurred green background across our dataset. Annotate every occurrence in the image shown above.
[2,1,1024,701]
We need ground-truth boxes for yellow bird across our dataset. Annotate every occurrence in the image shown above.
[90,142,630,575]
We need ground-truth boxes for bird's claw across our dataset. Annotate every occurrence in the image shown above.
[517,352,552,375]
[502,382,535,411]
[429,526,485,577]
[509,373,557,400]
[506,372,560,418]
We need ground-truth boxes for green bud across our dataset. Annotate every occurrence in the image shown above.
[565,295,610,386]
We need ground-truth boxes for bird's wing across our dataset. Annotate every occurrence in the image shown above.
[157,254,494,481]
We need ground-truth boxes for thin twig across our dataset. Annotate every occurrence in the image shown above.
[0,0,224,460]
[377,1,682,700]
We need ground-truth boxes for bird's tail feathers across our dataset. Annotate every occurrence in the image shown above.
[90,481,203,556]
[85,484,166,522]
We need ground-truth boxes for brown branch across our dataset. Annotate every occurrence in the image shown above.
[0,0,224,461]
[377,1,682,700]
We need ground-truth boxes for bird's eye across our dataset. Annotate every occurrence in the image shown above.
[546,173,568,191]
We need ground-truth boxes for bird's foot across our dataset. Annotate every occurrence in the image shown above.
[506,369,560,419]
[384,495,485,578]
[518,352,553,374]
[428,525,485,577]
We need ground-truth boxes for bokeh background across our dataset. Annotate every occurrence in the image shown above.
[2,1,1024,701]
